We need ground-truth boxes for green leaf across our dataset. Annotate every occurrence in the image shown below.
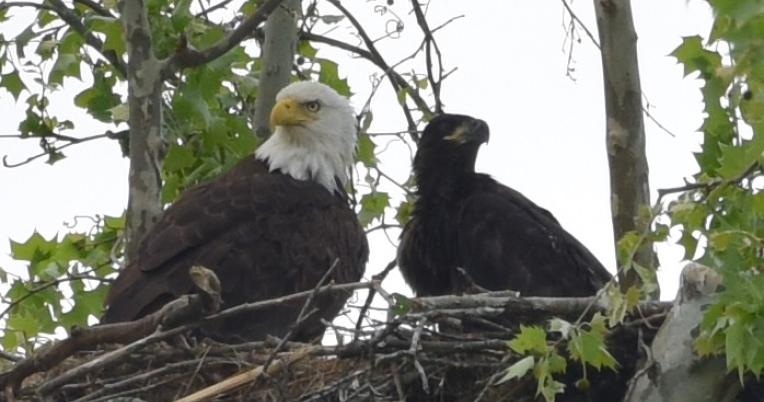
[671,36,722,77]
[568,322,618,371]
[164,144,195,171]
[726,320,748,382]
[356,133,377,167]
[616,230,641,266]
[298,40,318,58]
[171,0,192,32]
[391,293,413,316]
[13,22,36,59]
[495,356,535,385]
[87,16,126,54]
[319,14,344,24]
[717,133,764,179]
[509,325,548,355]
[59,30,85,54]
[74,68,121,122]
[548,353,568,374]
[710,0,763,25]
[173,87,212,128]
[318,58,350,96]
[395,198,414,225]
[49,53,82,85]
[358,192,390,227]
[109,103,129,122]
[10,232,54,261]
[1,71,26,100]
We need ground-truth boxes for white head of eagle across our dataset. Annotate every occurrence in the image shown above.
[255,81,356,193]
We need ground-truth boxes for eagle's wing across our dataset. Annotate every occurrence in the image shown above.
[455,183,611,297]
[103,158,368,341]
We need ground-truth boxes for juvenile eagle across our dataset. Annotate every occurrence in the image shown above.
[102,81,369,342]
[398,114,611,298]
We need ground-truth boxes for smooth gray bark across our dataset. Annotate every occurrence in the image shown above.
[593,0,657,293]
[253,0,302,140]
[624,263,740,402]
[121,0,164,263]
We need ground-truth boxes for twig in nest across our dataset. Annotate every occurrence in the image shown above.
[456,267,491,293]
[72,358,233,402]
[6,266,223,398]
[262,258,339,372]
[409,319,429,394]
[174,346,318,402]
[355,258,398,341]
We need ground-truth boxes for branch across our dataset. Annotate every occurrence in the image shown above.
[561,0,600,49]
[45,0,127,77]
[261,259,339,372]
[657,162,761,201]
[1,129,128,168]
[194,0,236,19]
[354,258,397,340]
[410,0,444,113]
[175,346,317,402]
[0,1,56,12]
[72,0,114,17]
[0,278,374,397]
[163,0,287,75]
[324,0,431,139]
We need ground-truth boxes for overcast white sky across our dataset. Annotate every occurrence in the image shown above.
[0,0,712,308]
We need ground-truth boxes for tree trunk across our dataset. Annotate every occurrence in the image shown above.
[253,0,302,140]
[593,0,656,294]
[121,0,165,263]
[624,263,740,402]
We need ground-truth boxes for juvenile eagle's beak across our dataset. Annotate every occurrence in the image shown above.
[270,98,312,128]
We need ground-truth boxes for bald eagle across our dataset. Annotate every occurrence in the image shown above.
[102,81,369,342]
[398,114,611,298]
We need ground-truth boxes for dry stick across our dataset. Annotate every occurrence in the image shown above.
[354,258,398,341]
[410,0,445,113]
[324,0,427,137]
[174,346,318,402]
[38,325,191,396]
[45,282,373,394]
[657,161,761,201]
[72,358,233,402]
[261,258,340,372]
[409,319,429,394]
[10,281,372,398]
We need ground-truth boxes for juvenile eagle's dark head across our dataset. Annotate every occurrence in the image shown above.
[414,114,490,178]
[256,81,356,193]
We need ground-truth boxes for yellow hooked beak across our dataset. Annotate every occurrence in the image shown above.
[270,98,314,128]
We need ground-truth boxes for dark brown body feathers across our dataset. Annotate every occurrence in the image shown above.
[102,156,368,342]
[398,114,611,298]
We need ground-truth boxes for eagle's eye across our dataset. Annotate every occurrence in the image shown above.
[304,100,321,112]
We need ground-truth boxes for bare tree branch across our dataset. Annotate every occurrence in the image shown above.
[410,0,444,113]
[1,130,128,168]
[324,0,430,141]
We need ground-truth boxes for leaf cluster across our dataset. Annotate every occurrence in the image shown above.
[661,0,764,380]
[1,215,122,354]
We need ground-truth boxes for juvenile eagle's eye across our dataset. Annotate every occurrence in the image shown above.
[304,100,321,112]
